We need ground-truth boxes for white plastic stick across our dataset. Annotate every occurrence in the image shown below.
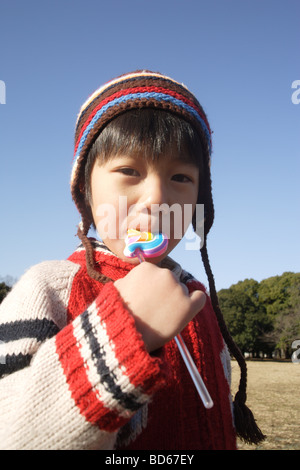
[135,248,213,409]
[175,334,213,409]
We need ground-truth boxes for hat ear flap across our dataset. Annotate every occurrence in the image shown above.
[192,159,214,239]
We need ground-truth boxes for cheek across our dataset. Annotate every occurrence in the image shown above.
[170,201,197,239]
[92,195,134,240]
[91,189,116,238]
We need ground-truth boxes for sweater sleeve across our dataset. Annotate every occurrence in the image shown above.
[0,261,166,450]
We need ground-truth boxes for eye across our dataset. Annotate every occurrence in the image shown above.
[118,167,140,177]
[172,174,192,183]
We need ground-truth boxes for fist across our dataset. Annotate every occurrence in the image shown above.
[114,262,206,352]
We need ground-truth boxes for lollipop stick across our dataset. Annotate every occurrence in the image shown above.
[175,334,213,409]
[134,248,213,409]
[134,248,145,264]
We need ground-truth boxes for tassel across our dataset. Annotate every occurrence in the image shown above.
[233,391,266,445]
[200,243,266,446]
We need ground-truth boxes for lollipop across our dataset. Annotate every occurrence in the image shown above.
[123,229,214,409]
[124,229,169,260]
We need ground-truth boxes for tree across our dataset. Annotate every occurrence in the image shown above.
[274,306,300,357]
[218,279,273,356]
[218,272,300,359]
[258,272,300,358]
[258,272,300,316]
[0,282,11,303]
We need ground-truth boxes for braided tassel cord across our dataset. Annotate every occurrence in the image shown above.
[200,242,266,445]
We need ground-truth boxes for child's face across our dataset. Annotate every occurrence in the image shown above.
[90,151,199,264]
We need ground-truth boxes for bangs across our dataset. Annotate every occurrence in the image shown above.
[90,108,203,164]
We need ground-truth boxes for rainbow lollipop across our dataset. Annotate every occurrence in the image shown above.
[123,229,214,409]
[124,229,169,260]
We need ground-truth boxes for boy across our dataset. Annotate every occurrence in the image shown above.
[0,70,264,449]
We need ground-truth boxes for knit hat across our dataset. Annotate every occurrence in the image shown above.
[71,70,214,237]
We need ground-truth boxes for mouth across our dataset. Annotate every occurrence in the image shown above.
[126,228,155,241]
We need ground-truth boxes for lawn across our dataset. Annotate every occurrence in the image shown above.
[231,360,300,450]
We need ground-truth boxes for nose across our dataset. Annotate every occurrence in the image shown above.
[133,173,169,235]
[141,173,168,208]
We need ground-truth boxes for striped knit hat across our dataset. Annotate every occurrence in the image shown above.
[71,70,214,236]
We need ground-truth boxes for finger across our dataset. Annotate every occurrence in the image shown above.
[189,290,207,313]
[180,282,189,296]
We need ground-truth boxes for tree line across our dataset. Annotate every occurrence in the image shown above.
[1,271,299,359]
[218,272,300,359]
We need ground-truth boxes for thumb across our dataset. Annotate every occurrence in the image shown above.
[179,290,207,333]
[189,290,207,314]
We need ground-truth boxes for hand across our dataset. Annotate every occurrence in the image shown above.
[114,262,206,352]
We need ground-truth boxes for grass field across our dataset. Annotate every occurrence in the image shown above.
[231,360,300,450]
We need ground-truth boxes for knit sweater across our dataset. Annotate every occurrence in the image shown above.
[0,240,237,450]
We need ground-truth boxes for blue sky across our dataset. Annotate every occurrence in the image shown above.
[0,0,299,290]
